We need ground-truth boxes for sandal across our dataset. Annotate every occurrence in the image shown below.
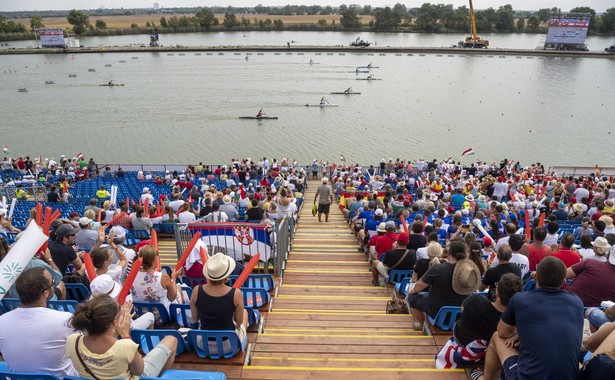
[470,368,484,380]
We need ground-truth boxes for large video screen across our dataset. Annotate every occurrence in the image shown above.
[38,29,65,47]
[545,19,590,45]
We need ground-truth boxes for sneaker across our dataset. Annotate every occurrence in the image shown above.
[371,279,379,286]
[470,368,484,380]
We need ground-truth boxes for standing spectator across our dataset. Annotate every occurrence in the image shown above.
[314,177,334,223]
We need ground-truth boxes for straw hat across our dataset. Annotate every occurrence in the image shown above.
[599,215,614,229]
[573,203,584,214]
[592,237,610,249]
[204,253,236,281]
[223,195,232,204]
[452,259,481,295]
[377,222,386,233]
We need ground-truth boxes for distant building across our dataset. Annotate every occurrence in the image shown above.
[154,3,160,9]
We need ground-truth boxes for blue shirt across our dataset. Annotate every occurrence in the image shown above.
[501,288,583,380]
[451,193,465,209]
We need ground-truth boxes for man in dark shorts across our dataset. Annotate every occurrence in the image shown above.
[477,256,583,380]
[314,177,333,223]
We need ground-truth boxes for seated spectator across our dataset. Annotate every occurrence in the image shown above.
[490,234,529,278]
[91,230,127,283]
[0,267,78,377]
[408,222,428,251]
[199,197,214,219]
[130,245,184,324]
[528,226,551,270]
[220,194,239,221]
[132,206,153,231]
[202,201,228,222]
[577,234,595,260]
[565,242,615,308]
[581,321,615,378]
[189,253,248,349]
[585,236,610,262]
[552,233,582,268]
[0,211,20,233]
[75,217,98,251]
[67,295,177,379]
[476,257,584,380]
[436,273,523,368]
[412,241,443,286]
[544,220,560,249]
[49,223,84,275]
[468,242,487,275]
[245,198,264,221]
[108,226,137,283]
[407,240,480,331]
[177,202,196,223]
[371,232,416,286]
[479,246,522,300]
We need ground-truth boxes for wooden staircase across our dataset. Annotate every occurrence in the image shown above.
[241,180,465,379]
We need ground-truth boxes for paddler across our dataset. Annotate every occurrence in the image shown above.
[108,80,114,86]
[257,109,263,118]
[320,97,328,105]
[344,87,352,94]
[367,74,374,80]
[367,62,373,68]
[310,59,313,65]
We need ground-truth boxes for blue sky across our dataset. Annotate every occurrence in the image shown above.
[1,1,612,12]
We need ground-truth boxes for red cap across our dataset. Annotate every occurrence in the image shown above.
[483,236,493,247]
[397,232,409,245]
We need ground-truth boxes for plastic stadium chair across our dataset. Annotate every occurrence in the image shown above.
[142,369,227,379]
[130,329,188,356]
[1,298,21,311]
[229,274,276,291]
[524,279,537,291]
[0,368,61,379]
[170,303,197,328]
[395,277,411,295]
[65,283,91,302]
[132,229,151,240]
[427,306,462,331]
[387,270,413,285]
[241,287,270,308]
[183,276,208,288]
[47,300,79,313]
[187,330,247,359]
[132,302,171,326]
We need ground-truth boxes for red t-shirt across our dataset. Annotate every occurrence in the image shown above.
[551,248,582,268]
[375,232,399,260]
[528,244,551,271]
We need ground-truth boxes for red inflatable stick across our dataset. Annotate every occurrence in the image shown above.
[150,228,160,270]
[232,253,260,289]
[118,257,142,305]
[174,231,202,272]
[400,216,408,234]
[97,209,102,223]
[144,198,149,215]
[104,212,126,228]
[538,212,546,228]
[83,253,97,281]
[525,210,531,241]
[35,203,42,226]
[423,216,428,227]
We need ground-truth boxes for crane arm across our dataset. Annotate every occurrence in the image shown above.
[469,0,478,41]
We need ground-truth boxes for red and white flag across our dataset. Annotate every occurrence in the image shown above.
[76,152,83,159]
[461,148,474,157]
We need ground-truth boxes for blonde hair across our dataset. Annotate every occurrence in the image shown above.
[84,209,96,220]
[427,242,443,267]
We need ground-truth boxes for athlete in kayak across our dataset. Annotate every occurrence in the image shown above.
[108,80,114,86]
[310,59,313,65]
[320,97,328,105]
[367,74,374,80]
[344,87,352,94]
[257,109,263,117]
[367,62,373,69]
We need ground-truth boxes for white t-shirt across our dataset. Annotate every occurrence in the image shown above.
[0,307,78,378]
[416,246,429,260]
[544,233,559,247]
[491,252,529,278]
[178,211,196,224]
[494,236,510,252]
[141,193,155,205]
[169,200,185,212]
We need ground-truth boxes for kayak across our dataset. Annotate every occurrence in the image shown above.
[98,84,125,86]
[330,92,362,95]
[356,78,382,81]
[349,70,369,73]
[357,66,379,69]
[239,116,278,120]
[305,104,338,107]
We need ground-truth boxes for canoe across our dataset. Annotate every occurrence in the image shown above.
[330,92,362,95]
[305,104,339,107]
[239,116,278,120]
[356,78,382,81]
[98,84,125,87]
[357,66,379,69]
[349,70,369,73]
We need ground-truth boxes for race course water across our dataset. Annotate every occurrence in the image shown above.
[1,32,614,166]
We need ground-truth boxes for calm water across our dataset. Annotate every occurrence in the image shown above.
[1,32,614,167]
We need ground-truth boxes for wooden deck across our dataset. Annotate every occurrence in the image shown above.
[165,180,465,379]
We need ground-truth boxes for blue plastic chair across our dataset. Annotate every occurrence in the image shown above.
[245,307,260,327]
[0,369,61,379]
[170,303,197,328]
[130,329,188,356]
[387,270,413,285]
[229,274,275,291]
[183,276,208,288]
[131,229,151,240]
[524,279,537,291]
[1,298,21,311]
[395,277,411,295]
[241,287,270,308]
[142,369,226,379]
[125,232,139,246]
[132,302,171,326]
[427,306,462,331]
[65,283,91,302]
[47,300,79,313]
[187,330,247,359]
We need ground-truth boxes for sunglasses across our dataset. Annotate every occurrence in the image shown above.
[42,279,56,294]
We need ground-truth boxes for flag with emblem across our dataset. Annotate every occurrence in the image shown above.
[191,224,272,262]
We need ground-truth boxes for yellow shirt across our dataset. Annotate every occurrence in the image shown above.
[66,334,139,380]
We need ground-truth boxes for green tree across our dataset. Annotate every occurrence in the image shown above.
[321,6,333,15]
[195,7,216,29]
[340,8,361,29]
[516,18,525,31]
[415,3,438,32]
[30,16,44,31]
[95,19,107,30]
[273,18,284,30]
[570,7,596,31]
[67,9,89,35]
[536,8,551,22]
[372,7,401,30]
[362,5,372,15]
[317,19,327,26]
[527,15,540,30]
[159,16,168,28]
[392,3,407,19]
[223,13,240,29]
[339,4,348,14]
[241,17,251,27]
[495,4,514,32]
[599,8,615,33]
[130,23,138,29]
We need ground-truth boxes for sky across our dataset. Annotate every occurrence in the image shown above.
[1,0,612,13]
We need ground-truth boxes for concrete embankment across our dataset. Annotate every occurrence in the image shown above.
[1,45,614,59]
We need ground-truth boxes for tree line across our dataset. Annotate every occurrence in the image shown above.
[2,4,615,39]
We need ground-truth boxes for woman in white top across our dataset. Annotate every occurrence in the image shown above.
[130,246,183,324]
[0,212,20,233]
[90,229,127,283]
[276,187,293,219]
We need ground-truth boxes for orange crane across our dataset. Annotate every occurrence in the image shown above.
[460,0,489,48]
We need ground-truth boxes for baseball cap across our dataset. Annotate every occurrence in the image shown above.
[78,217,93,227]
[90,274,121,299]
[397,232,409,245]
[110,225,126,239]
[56,224,78,238]
[375,209,384,216]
